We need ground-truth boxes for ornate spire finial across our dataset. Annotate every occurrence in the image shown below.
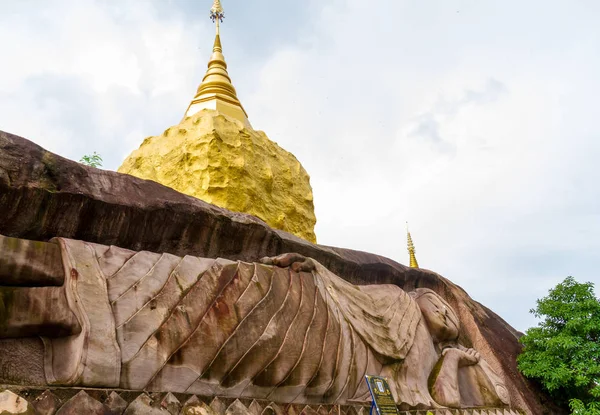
[210,0,224,22]
[210,0,224,35]
[406,222,419,268]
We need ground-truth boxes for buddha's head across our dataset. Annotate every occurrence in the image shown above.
[411,288,460,342]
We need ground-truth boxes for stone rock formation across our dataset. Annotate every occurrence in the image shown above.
[118,110,316,243]
[0,390,36,415]
[0,130,565,414]
[0,388,528,415]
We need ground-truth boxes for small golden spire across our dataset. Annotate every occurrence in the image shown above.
[184,0,251,127]
[406,222,419,268]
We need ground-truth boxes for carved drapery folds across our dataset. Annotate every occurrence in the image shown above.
[0,235,509,410]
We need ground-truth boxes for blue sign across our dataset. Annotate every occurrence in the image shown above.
[364,375,399,415]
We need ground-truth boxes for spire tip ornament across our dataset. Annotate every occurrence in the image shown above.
[210,0,224,23]
[406,222,419,268]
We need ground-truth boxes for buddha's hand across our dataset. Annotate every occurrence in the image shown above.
[259,253,317,272]
[442,347,480,367]
[0,235,80,338]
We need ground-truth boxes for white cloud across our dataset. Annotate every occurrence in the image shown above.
[245,0,600,330]
[1,0,599,331]
[0,0,209,163]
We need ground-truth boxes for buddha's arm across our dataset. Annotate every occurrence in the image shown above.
[430,347,480,408]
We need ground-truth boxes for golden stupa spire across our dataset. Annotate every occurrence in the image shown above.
[184,0,251,127]
[406,222,419,268]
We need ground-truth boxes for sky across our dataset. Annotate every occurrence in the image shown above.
[1,0,599,332]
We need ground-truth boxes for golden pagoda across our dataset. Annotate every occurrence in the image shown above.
[406,223,419,268]
[184,0,251,128]
[118,0,317,242]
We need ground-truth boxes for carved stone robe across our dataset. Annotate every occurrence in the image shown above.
[44,239,422,405]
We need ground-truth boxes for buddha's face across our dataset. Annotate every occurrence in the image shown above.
[416,293,459,341]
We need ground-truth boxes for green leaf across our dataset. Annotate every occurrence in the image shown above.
[79,151,103,168]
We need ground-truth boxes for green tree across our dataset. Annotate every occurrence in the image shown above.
[518,277,600,414]
[570,398,600,415]
[79,152,103,168]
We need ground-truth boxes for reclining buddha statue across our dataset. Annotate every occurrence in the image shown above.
[0,235,509,410]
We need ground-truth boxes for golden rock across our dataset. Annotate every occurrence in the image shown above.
[118,109,317,242]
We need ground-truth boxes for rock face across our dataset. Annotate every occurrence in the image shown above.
[0,388,528,415]
[0,131,564,414]
[118,110,317,243]
[0,390,36,415]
